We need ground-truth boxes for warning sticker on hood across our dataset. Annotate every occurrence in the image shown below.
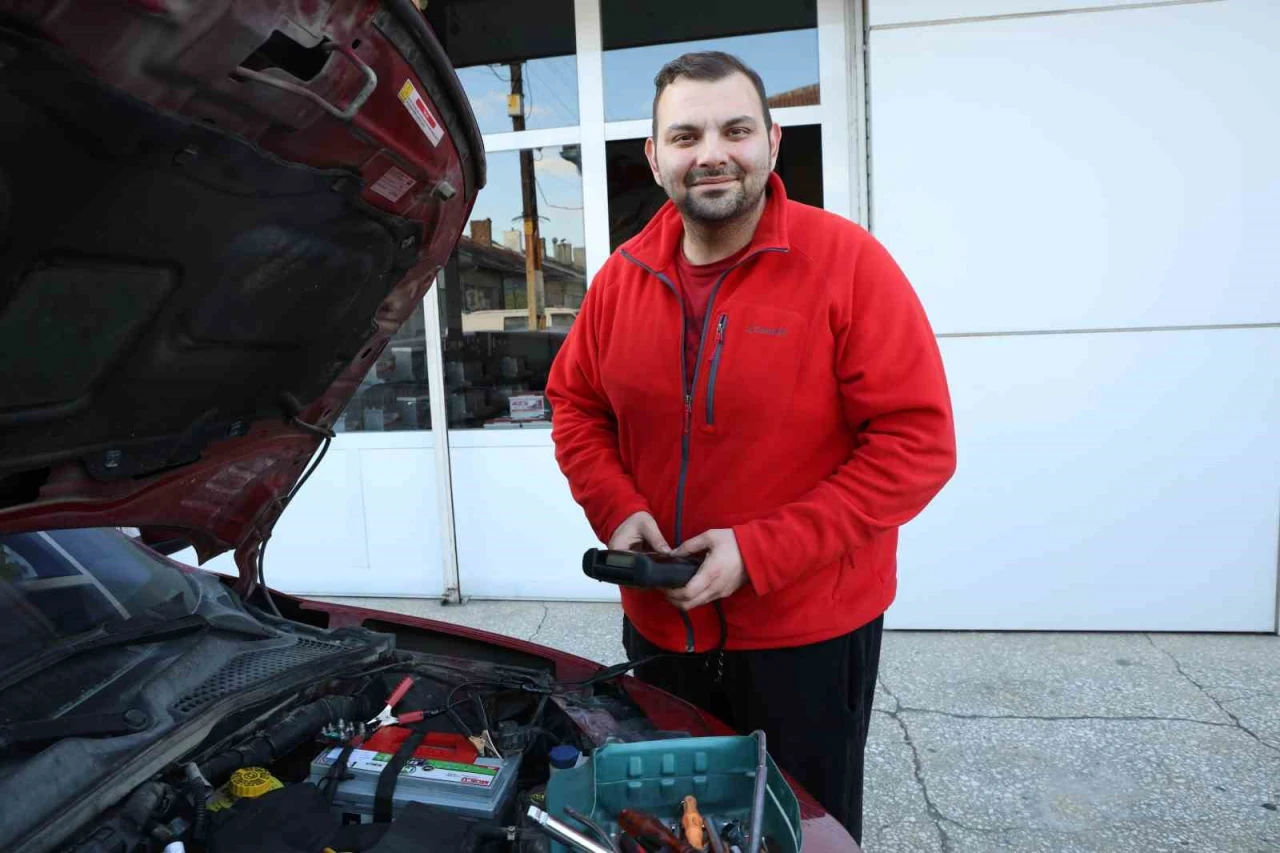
[398,80,445,147]
[369,166,416,203]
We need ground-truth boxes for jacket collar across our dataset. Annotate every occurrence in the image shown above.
[620,171,790,273]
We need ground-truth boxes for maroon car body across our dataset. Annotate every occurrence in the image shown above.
[296,595,860,852]
[0,1,859,851]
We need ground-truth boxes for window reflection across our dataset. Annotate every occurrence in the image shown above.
[427,0,579,135]
[336,303,431,432]
[439,147,585,430]
[607,124,824,252]
[456,58,579,136]
[602,0,819,123]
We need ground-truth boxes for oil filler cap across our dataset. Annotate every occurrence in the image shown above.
[227,767,282,799]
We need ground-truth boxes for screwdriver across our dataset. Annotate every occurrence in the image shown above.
[680,796,706,849]
[617,809,697,853]
[705,817,728,853]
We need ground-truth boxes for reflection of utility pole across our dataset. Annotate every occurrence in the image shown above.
[508,61,545,331]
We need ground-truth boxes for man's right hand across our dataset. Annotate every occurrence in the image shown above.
[608,511,671,553]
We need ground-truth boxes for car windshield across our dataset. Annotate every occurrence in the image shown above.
[0,528,198,675]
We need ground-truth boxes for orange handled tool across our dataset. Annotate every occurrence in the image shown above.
[681,796,706,849]
[618,809,697,853]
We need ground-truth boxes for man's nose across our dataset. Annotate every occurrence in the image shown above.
[694,135,728,168]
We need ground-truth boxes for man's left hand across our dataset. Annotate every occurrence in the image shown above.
[666,529,748,611]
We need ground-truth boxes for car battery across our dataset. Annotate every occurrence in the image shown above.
[307,734,520,822]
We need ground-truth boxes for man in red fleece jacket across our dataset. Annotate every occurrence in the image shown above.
[546,52,956,843]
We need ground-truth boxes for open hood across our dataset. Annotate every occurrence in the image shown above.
[0,0,484,584]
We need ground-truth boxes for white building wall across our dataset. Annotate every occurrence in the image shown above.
[870,0,1280,629]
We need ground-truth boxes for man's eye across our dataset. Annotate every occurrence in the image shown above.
[727,128,749,138]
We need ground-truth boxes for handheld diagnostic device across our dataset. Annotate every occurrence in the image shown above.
[581,549,701,589]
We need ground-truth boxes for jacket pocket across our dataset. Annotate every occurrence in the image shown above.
[705,313,728,425]
[699,303,807,437]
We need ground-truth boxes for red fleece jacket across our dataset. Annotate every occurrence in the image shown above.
[546,175,956,651]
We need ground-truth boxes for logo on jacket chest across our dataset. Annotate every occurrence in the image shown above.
[746,324,788,337]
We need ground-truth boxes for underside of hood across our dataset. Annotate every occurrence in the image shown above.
[0,0,484,582]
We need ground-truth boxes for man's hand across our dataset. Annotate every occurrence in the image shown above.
[608,511,671,553]
[666,529,748,611]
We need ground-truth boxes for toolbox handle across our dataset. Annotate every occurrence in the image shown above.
[747,730,767,853]
[231,41,378,121]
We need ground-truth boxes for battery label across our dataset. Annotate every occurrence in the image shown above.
[317,748,499,788]
[398,80,445,147]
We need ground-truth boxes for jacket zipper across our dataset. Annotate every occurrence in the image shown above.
[619,246,786,651]
[705,314,727,425]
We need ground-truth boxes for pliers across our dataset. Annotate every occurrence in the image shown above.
[366,676,427,730]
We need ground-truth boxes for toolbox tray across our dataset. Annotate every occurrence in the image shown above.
[545,733,802,853]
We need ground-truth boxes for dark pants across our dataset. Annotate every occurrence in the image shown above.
[623,614,884,845]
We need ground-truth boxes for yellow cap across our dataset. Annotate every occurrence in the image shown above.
[227,767,282,799]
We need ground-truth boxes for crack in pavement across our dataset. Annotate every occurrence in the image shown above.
[884,706,1242,728]
[877,676,958,852]
[527,604,551,643]
[1146,634,1280,758]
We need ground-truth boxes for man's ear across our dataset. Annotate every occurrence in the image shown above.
[644,137,663,187]
[768,122,782,170]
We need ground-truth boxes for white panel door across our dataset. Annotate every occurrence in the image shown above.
[355,446,444,597]
[892,328,1280,631]
[450,433,614,600]
[868,0,1191,28]
[172,436,444,598]
[868,0,1280,334]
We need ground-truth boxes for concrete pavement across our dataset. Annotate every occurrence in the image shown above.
[321,598,1280,852]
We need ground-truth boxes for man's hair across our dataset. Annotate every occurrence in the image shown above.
[651,51,773,140]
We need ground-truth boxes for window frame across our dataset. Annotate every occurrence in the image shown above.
[420,0,865,601]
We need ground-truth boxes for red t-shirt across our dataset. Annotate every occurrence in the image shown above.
[673,243,750,393]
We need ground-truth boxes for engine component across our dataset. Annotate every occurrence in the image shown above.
[207,767,285,812]
[199,694,371,785]
[363,801,508,853]
[206,783,384,853]
[307,742,521,820]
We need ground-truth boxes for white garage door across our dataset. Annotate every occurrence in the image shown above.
[870,0,1280,629]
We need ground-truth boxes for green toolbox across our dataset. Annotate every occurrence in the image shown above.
[544,731,802,853]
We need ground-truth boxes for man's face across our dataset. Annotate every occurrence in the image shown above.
[645,73,782,225]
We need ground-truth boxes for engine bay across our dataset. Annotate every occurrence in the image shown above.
[67,649,674,853]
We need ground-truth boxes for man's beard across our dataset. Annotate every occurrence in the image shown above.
[666,162,769,224]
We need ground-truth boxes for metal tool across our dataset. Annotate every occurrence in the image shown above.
[706,816,729,853]
[527,805,615,853]
[564,805,620,853]
[747,730,768,853]
[366,676,426,730]
[618,809,697,853]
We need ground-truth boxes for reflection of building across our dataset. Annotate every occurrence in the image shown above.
[452,221,586,316]
[767,83,820,109]
[553,239,573,265]
[433,222,587,434]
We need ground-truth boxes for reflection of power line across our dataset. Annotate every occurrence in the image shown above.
[529,150,582,211]
[535,176,583,211]
[484,64,509,83]
[528,64,577,120]
[539,57,579,106]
